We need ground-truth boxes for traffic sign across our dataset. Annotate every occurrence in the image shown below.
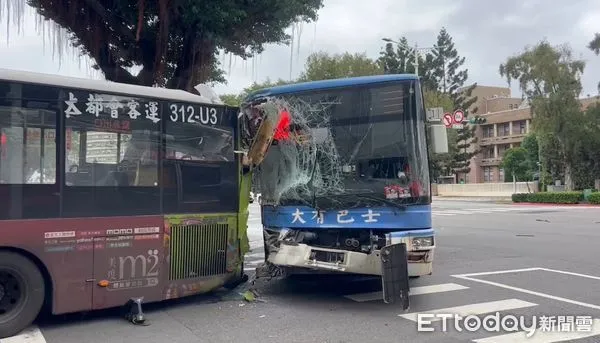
[442,113,453,128]
[453,109,464,124]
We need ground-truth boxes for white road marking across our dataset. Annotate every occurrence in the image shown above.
[453,267,541,278]
[398,299,537,322]
[344,283,469,302]
[536,267,600,281]
[453,271,600,311]
[1,326,47,343]
[472,318,600,343]
[437,210,475,215]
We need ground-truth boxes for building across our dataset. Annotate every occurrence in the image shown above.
[454,84,599,183]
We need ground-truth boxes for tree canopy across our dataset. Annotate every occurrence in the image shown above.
[220,51,383,106]
[13,0,323,91]
[220,78,293,107]
[298,51,383,81]
[589,33,600,55]
[501,147,530,182]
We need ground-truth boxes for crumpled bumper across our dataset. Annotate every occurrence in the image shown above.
[267,243,434,277]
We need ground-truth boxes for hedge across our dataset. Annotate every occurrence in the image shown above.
[512,192,584,204]
[589,192,600,205]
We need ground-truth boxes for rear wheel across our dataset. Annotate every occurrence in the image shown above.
[0,251,45,339]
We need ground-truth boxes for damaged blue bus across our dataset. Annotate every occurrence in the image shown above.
[239,75,448,306]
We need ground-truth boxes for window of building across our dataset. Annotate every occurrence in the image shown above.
[498,144,510,157]
[499,123,510,136]
[483,166,494,182]
[482,125,494,138]
[482,147,494,159]
[61,89,161,217]
[519,121,526,134]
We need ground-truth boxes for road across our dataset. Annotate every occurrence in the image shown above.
[6,200,600,343]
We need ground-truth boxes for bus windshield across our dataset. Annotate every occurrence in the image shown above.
[254,80,430,209]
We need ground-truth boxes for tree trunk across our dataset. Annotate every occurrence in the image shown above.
[564,163,574,191]
[513,173,517,194]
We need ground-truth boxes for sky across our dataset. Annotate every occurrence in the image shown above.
[1,0,599,99]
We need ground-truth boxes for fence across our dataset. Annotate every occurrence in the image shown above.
[432,182,539,197]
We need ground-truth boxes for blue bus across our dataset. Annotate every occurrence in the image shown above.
[239,75,448,303]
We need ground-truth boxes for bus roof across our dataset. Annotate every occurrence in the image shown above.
[246,74,418,101]
[0,68,221,105]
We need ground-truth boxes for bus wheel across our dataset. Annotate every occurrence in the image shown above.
[0,251,45,339]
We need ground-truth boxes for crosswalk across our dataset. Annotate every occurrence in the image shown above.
[343,281,600,342]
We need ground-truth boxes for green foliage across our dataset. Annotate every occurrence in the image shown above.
[24,0,324,90]
[219,78,294,106]
[378,29,478,176]
[501,147,530,181]
[511,192,584,204]
[589,33,600,55]
[300,52,383,82]
[499,40,586,190]
[428,28,478,175]
[521,134,539,170]
[588,193,600,205]
[221,51,382,105]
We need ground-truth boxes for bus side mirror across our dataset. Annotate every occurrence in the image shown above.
[429,124,448,154]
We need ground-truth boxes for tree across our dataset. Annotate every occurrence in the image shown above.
[298,51,383,81]
[220,52,382,106]
[220,78,294,107]
[426,28,479,177]
[589,33,600,55]
[15,0,323,91]
[521,134,539,172]
[499,40,585,190]
[501,147,530,192]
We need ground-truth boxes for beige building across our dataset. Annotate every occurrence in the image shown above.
[452,85,599,183]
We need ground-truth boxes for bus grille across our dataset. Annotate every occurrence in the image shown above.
[168,223,228,280]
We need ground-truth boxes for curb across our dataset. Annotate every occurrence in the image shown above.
[513,202,600,208]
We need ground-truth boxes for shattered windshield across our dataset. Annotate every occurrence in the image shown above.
[252,80,430,210]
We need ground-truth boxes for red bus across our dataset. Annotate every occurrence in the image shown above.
[0,69,251,338]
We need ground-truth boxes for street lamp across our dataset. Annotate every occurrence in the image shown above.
[381,37,445,76]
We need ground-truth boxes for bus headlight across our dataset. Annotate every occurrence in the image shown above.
[412,236,434,249]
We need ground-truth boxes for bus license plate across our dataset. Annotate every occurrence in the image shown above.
[310,249,345,264]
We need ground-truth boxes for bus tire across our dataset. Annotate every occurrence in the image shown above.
[0,251,45,339]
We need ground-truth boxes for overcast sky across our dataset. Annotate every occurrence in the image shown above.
[1,0,599,98]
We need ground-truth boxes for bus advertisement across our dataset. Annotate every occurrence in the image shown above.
[0,69,252,338]
[239,75,449,307]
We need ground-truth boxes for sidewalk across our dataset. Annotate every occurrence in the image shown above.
[432,196,512,203]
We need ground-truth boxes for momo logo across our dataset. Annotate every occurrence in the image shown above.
[112,249,160,280]
[106,228,134,235]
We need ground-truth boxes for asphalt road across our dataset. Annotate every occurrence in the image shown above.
[7,200,600,343]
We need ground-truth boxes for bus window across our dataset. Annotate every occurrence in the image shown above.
[61,89,161,216]
[0,81,60,219]
[163,103,237,212]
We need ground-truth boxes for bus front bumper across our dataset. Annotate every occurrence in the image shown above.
[267,243,434,277]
